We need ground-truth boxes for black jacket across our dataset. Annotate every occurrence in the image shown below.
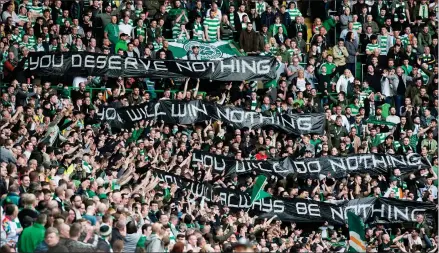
[363,98,383,118]
[364,72,382,93]
[155,48,174,60]
[29,149,44,165]
[289,22,307,41]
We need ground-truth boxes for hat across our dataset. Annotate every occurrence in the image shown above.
[98,193,108,200]
[389,176,397,182]
[120,33,129,37]
[100,224,112,237]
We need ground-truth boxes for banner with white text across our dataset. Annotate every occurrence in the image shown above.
[97,100,326,135]
[191,151,430,179]
[27,52,277,81]
[150,169,437,225]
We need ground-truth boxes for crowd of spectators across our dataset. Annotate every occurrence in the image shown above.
[0,0,438,252]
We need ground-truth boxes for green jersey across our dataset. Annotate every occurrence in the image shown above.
[17,14,29,24]
[402,65,413,75]
[29,5,43,15]
[260,51,273,56]
[378,35,388,55]
[366,43,379,53]
[420,54,435,71]
[392,0,406,21]
[119,19,134,26]
[27,35,36,46]
[419,69,429,84]
[11,34,22,43]
[353,21,362,32]
[104,23,120,44]
[204,17,220,40]
[193,23,203,40]
[400,35,409,48]
[153,41,163,50]
[135,7,143,18]
[288,8,302,20]
[172,23,182,39]
[134,26,146,37]
[165,5,172,13]
[229,13,235,28]
[349,104,360,115]
[256,2,266,16]
[369,133,387,148]
[319,62,336,74]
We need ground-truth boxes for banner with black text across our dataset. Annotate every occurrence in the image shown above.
[28,52,277,81]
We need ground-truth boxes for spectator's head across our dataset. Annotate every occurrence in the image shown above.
[337,38,344,47]
[246,23,253,32]
[45,227,60,247]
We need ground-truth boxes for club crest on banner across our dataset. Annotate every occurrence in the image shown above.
[183,41,223,60]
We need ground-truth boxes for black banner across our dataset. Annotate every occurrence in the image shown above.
[192,150,430,179]
[97,100,326,135]
[152,169,437,225]
[28,52,277,81]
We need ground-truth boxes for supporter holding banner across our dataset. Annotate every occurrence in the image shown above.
[96,100,326,135]
[1,0,438,251]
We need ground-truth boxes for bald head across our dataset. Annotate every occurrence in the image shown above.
[116,220,126,231]
[58,223,70,238]
[152,223,163,235]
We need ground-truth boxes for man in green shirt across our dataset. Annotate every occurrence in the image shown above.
[319,55,336,75]
[104,15,120,45]
[18,213,47,253]
[115,33,128,53]
[56,9,72,25]
[204,11,220,41]
[168,0,188,24]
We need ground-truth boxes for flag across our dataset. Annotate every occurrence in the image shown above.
[82,160,92,173]
[347,211,366,252]
[250,175,271,204]
[167,40,242,60]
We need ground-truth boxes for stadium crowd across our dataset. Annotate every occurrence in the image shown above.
[0,0,438,252]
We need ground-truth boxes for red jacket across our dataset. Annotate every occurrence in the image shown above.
[3,60,15,77]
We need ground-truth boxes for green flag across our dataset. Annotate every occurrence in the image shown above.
[167,40,242,60]
[347,211,367,252]
[250,175,271,204]
[82,160,92,173]
[365,119,396,126]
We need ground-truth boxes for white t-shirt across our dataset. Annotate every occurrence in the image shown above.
[73,77,88,88]
[119,23,133,41]
[206,9,222,21]
[296,78,306,91]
